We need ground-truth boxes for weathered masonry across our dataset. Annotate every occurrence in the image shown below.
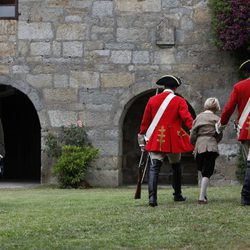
[0,0,240,186]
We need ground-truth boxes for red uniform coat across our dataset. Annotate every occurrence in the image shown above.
[221,78,250,141]
[139,90,194,153]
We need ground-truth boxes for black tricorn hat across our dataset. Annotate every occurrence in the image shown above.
[239,59,250,72]
[156,75,182,87]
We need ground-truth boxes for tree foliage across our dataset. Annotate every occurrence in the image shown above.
[209,0,250,59]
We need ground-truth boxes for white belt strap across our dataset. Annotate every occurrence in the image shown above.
[145,93,175,141]
[239,98,250,128]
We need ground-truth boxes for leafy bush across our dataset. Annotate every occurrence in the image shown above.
[53,145,98,188]
[209,0,249,59]
[44,125,90,158]
[43,124,99,188]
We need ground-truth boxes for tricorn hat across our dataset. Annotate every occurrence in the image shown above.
[239,59,250,72]
[156,75,182,87]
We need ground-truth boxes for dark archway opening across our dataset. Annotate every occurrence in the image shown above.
[0,85,41,181]
[122,89,197,185]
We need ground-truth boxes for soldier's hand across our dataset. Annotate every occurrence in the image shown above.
[137,134,146,150]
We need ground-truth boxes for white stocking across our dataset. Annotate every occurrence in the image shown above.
[199,177,209,200]
[247,148,250,161]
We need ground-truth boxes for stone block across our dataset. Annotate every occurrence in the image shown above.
[65,15,82,22]
[162,0,179,8]
[84,41,104,50]
[104,128,119,140]
[46,0,70,8]
[79,108,112,127]
[0,35,8,42]
[70,0,92,8]
[27,74,53,88]
[194,4,211,24]
[91,139,119,156]
[12,65,30,74]
[110,50,131,64]
[0,20,17,35]
[85,169,119,187]
[105,42,135,50]
[84,50,110,65]
[79,88,120,105]
[48,110,78,127]
[52,41,61,56]
[11,80,31,95]
[43,88,77,103]
[70,71,100,88]
[37,110,50,128]
[94,156,120,171]
[132,51,149,64]
[17,41,29,56]
[0,65,9,75]
[116,0,161,12]
[153,49,176,64]
[92,1,113,17]
[30,42,51,56]
[63,41,83,57]
[18,22,53,40]
[54,74,69,88]
[33,64,68,74]
[117,28,148,43]
[91,26,113,35]
[0,42,15,56]
[56,23,87,40]
[101,73,135,88]
[29,89,44,111]
[29,7,64,23]
[180,16,194,31]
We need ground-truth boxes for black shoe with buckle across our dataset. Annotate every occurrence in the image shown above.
[241,198,250,206]
[174,195,186,202]
[149,201,158,207]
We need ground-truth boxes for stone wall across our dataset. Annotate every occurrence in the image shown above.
[0,0,240,186]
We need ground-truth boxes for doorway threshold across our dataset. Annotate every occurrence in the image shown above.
[0,180,40,189]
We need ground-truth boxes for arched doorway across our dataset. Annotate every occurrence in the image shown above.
[122,89,197,185]
[0,85,41,181]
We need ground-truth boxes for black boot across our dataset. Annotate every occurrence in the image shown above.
[148,159,162,207]
[241,161,250,205]
[172,162,186,202]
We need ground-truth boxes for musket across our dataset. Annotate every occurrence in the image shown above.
[134,88,160,200]
[134,150,149,199]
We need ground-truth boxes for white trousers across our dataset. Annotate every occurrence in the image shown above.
[150,152,181,164]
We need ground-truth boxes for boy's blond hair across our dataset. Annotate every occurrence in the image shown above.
[204,97,221,112]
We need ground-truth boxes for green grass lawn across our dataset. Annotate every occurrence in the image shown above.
[0,185,249,250]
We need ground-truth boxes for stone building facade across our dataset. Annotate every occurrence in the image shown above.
[0,0,240,186]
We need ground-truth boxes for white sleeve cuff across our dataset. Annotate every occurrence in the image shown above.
[215,120,226,134]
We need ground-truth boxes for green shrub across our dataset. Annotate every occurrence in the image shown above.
[43,124,99,188]
[53,145,98,188]
[44,125,90,158]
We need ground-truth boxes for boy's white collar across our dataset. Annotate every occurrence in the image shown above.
[203,110,214,114]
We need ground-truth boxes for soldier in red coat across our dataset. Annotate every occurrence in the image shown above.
[138,75,194,206]
[216,59,250,205]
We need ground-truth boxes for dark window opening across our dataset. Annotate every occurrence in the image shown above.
[0,0,18,20]
[0,85,41,182]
